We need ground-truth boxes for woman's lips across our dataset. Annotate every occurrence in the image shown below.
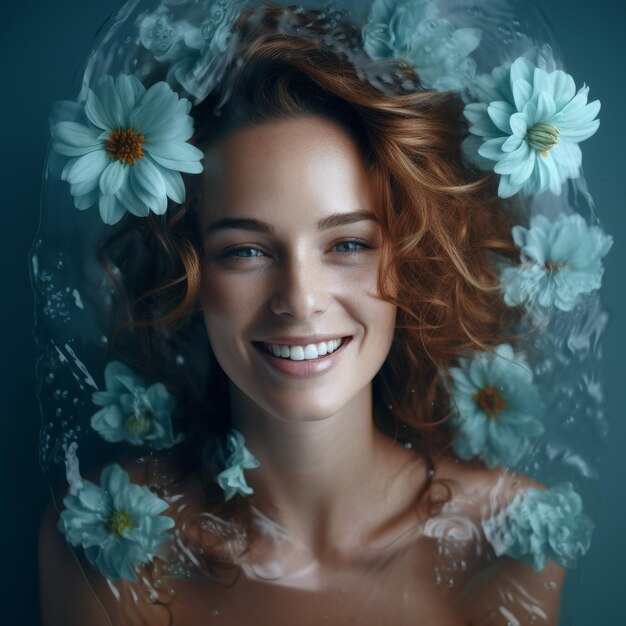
[252,337,352,378]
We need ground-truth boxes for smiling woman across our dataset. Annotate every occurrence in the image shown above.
[199,116,397,422]
[35,1,609,625]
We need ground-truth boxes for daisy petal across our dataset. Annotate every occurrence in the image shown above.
[99,160,128,196]
[99,193,127,225]
[488,101,515,133]
[64,150,109,184]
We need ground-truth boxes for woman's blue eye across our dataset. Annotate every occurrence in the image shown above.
[333,239,369,253]
[227,247,264,258]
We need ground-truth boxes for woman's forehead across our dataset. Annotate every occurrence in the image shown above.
[199,116,374,226]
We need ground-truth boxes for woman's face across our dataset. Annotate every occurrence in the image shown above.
[198,115,397,422]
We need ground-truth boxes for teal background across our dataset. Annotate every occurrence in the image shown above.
[1,0,623,624]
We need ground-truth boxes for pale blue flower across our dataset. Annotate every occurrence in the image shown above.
[448,344,544,468]
[91,361,183,450]
[463,57,600,198]
[501,214,613,314]
[212,429,260,501]
[482,482,594,572]
[362,0,481,91]
[49,74,204,224]
[58,463,175,580]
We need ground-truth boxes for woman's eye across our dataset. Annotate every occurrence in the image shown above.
[332,239,371,253]
[223,246,265,258]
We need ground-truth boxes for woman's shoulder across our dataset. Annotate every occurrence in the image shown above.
[435,454,545,508]
[423,454,547,549]
[425,457,566,622]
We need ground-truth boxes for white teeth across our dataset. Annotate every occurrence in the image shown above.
[303,344,317,360]
[291,346,305,361]
[263,338,345,360]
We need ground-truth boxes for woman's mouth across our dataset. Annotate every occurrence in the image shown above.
[252,337,352,378]
[261,337,346,360]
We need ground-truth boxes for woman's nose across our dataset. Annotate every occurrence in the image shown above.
[269,254,330,320]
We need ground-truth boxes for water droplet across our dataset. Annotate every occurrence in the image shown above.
[404,441,413,449]
[544,580,558,590]
[211,609,220,617]
[446,577,454,587]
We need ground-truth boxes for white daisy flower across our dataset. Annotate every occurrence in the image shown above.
[50,74,203,224]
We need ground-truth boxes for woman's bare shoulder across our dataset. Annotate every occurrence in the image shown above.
[435,455,545,511]
[428,457,566,624]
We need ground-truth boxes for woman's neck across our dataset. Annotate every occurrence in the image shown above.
[228,381,422,559]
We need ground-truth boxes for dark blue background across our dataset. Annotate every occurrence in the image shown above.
[2,1,624,624]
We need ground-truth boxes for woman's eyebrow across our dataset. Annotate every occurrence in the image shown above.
[204,210,378,236]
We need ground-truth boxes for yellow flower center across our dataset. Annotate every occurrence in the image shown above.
[107,510,132,536]
[526,122,560,156]
[474,386,507,419]
[124,407,152,435]
[106,128,145,165]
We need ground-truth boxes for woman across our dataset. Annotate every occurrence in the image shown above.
[37,1,607,624]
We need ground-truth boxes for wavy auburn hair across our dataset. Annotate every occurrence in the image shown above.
[99,3,521,470]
